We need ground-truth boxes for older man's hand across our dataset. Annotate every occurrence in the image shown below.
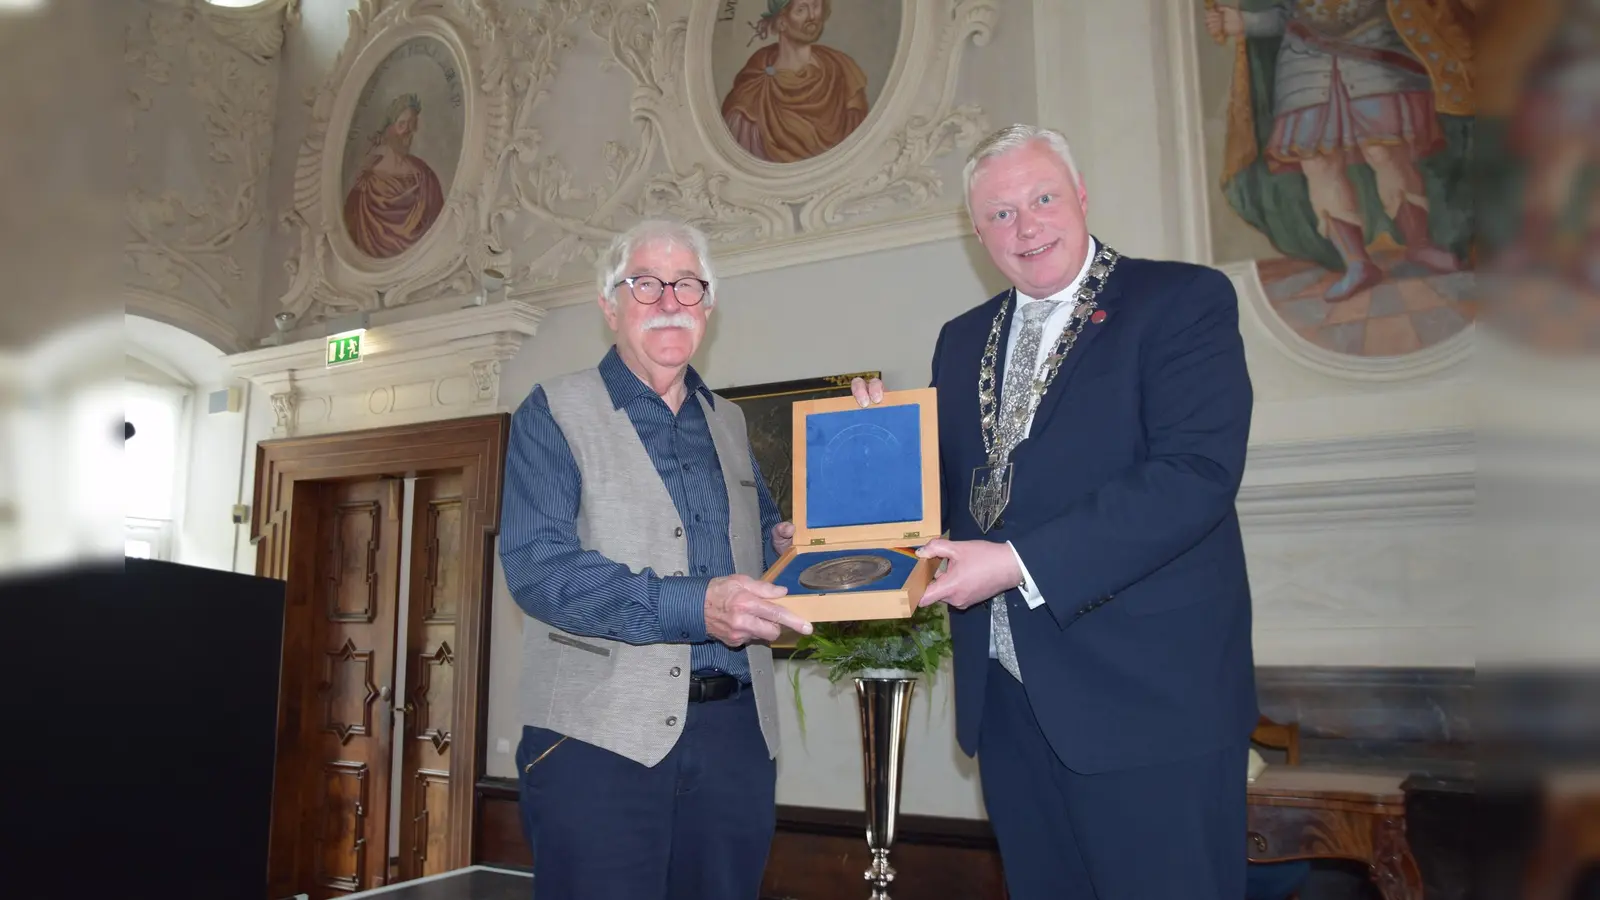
[915,538,1023,609]
[705,574,812,647]
[849,376,885,407]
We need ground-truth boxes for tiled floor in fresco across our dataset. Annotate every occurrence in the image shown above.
[1258,252,1477,357]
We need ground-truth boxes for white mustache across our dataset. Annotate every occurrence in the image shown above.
[642,313,697,331]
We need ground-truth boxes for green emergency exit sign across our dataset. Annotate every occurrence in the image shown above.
[327,332,363,367]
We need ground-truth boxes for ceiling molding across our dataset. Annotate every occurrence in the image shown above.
[509,208,971,311]
[275,0,998,326]
[1238,429,1474,527]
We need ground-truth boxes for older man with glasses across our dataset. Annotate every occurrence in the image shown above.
[499,218,814,900]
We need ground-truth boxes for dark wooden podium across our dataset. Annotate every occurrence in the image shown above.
[2,559,286,899]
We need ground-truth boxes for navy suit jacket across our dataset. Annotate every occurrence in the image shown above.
[932,248,1258,775]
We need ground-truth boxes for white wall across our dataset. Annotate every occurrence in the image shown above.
[126,315,255,573]
[196,0,1476,821]
[175,389,252,571]
[1032,0,1198,261]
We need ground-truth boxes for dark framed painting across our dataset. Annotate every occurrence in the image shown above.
[718,370,879,657]
[716,370,880,523]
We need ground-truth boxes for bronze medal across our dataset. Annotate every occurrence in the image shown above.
[797,555,893,591]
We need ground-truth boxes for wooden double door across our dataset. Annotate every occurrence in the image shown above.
[300,473,462,895]
[255,416,507,900]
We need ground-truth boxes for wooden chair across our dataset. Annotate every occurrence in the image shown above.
[1250,714,1300,765]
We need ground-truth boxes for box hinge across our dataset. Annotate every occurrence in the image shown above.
[903,531,921,538]
[809,538,826,545]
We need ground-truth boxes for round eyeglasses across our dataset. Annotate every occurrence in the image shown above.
[615,275,709,306]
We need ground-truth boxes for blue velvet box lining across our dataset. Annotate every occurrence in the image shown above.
[769,547,921,597]
[803,405,923,530]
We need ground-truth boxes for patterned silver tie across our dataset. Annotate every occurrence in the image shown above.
[991,299,1062,682]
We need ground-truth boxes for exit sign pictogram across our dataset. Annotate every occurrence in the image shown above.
[327,332,363,367]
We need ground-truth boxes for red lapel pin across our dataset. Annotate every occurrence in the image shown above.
[1090,309,1107,324]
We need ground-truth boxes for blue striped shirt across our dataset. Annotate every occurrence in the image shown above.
[499,346,782,683]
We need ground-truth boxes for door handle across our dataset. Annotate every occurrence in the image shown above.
[380,685,413,717]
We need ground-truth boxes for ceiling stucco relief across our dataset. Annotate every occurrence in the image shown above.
[276,0,1000,328]
[124,0,295,351]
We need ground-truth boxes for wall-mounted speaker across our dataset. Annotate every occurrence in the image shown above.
[208,385,244,414]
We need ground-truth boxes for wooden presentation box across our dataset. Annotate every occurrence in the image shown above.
[761,387,941,623]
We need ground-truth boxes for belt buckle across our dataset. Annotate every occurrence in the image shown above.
[690,673,736,703]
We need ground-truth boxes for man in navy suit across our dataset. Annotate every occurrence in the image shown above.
[853,124,1258,899]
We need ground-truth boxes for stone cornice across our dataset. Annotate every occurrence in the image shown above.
[226,300,544,436]
[1238,430,1474,527]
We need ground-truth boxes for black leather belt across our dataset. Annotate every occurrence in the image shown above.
[687,673,746,703]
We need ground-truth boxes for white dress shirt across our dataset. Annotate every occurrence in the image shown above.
[990,238,1097,658]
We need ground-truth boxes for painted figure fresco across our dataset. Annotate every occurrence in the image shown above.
[1205,0,1476,356]
[1469,0,1600,352]
[1490,0,1600,281]
[721,0,871,163]
[343,93,447,259]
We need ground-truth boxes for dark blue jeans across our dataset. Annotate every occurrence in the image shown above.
[515,689,776,900]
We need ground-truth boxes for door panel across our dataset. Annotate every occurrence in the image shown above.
[310,478,402,896]
[398,472,463,880]
[255,415,509,900]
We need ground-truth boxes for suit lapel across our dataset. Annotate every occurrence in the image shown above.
[1019,260,1126,442]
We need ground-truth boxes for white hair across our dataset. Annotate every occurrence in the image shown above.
[596,219,718,309]
[961,124,1082,222]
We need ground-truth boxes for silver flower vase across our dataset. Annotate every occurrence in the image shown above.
[854,670,918,900]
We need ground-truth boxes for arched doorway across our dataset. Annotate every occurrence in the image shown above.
[124,314,252,573]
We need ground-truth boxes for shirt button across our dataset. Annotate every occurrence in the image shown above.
[698,565,707,573]
[673,570,684,576]
[682,462,691,471]
[674,526,683,537]
[670,667,681,677]
[666,716,678,726]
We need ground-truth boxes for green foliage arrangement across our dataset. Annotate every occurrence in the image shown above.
[785,603,954,734]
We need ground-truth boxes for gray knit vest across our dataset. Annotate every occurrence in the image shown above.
[517,368,779,767]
